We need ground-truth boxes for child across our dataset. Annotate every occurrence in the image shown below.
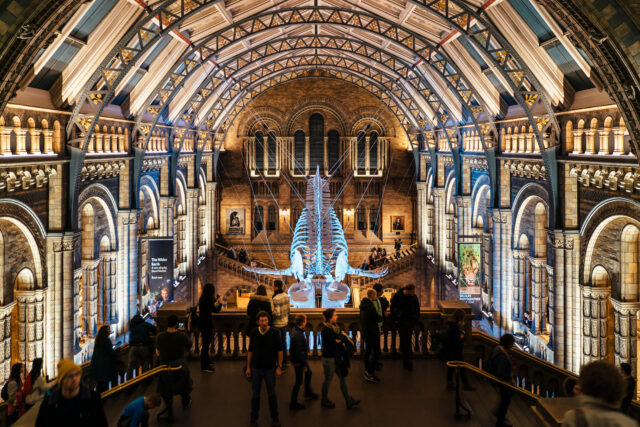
[118,394,162,427]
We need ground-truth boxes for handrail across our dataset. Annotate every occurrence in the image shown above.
[214,243,271,269]
[100,364,182,399]
[446,360,562,425]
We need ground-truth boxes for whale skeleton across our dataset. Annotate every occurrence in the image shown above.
[244,167,388,282]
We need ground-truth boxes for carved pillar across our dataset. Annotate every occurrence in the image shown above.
[492,210,513,332]
[117,211,138,335]
[598,128,610,155]
[0,303,14,382]
[613,128,625,155]
[28,129,41,154]
[512,250,527,322]
[14,129,27,155]
[14,290,45,365]
[456,196,472,236]
[84,263,98,336]
[416,183,428,250]
[187,188,199,303]
[584,130,596,154]
[581,285,611,363]
[572,130,584,154]
[610,299,640,375]
[530,257,547,334]
[0,127,11,155]
[95,132,103,153]
[158,197,176,236]
[205,182,216,259]
[42,130,53,154]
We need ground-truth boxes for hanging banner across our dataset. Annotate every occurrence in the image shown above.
[458,242,483,320]
[148,238,174,317]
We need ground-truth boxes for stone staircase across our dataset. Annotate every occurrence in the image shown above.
[214,246,282,288]
[351,244,418,288]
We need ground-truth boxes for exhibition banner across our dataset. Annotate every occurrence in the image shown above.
[458,242,483,319]
[148,238,174,317]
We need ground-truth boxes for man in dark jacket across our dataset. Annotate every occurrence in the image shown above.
[360,289,383,382]
[128,313,157,375]
[620,362,636,415]
[320,309,360,409]
[390,284,420,371]
[289,314,318,409]
[489,334,515,427]
[373,283,389,371]
[445,309,475,391]
[246,311,283,427]
[35,359,107,427]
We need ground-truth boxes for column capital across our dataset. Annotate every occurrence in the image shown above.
[609,298,640,315]
[581,285,611,299]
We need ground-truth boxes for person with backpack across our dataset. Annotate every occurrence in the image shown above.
[488,334,515,427]
[272,280,290,368]
[199,283,222,373]
[118,393,162,427]
[35,359,108,427]
[289,314,318,410]
[4,362,25,423]
[390,284,420,371]
[24,358,55,411]
[128,314,157,376]
[360,288,383,383]
[320,308,360,409]
[444,309,475,391]
[89,325,117,392]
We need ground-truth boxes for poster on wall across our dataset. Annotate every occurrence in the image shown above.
[458,242,483,320]
[147,238,174,318]
[226,208,245,235]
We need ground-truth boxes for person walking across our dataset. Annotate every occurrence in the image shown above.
[24,358,55,411]
[390,284,420,371]
[246,285,272,335]
[155,315,193,421]
[488,334,515,427]
[620,362,636,415]
[360,288,382,382]
[445,309,475,391]
[118,394,162,427]
[320,308,360,409]
[5,362,25,423]
[35,359,108,427]
[245,311,283,427]
[373,283,389,371]
[89,325,117,392]
[128,314,157,376]
[562,361,637,426]
[289,314,318,410]
[272,280,290,368]
[199,283,222,373]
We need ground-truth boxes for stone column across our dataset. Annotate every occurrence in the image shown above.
[584,130,596,154]
[456,196,472,236]
[85,263,98,335]
[0,126,11,154]
[432,188,446,299]
[530,258,547,334]
[187,188,199,304]
[416,183,428,249]
[14,290,45,365]
[14,129,27,155]
[581,285,611,363]
[117,211,138,335]
[613,127,625,155]
[598,128,610,155]
[206,182,217,258]
[511,250,527,322]
[42,130,53,154]
[28,129,41,154]
[158,197,176,236]
[611,299,640,374]
[492,210,513,333]
[0,303,15,382]
[95,132,103,153]
[572,130,584,154]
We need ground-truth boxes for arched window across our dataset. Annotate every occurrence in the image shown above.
[267,205,277,231]
[309,114,324,172]
[357,206,366,231]
[254,131,264,170]
[369,205,380,233]
[621,224,640,301]
[328,130,340,174]
[267,131,277,171]
[294,130,305,175]
[356,132,366,171]
[369,131,378,171]
[254,205,264,232]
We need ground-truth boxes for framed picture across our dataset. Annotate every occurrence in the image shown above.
[226,208,245,235]
[391,216,404,231]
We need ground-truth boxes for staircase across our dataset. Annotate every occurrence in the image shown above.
[214,246,283,288]
[351,244,418,288]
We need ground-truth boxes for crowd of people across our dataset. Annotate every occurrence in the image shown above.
[5,280,640,426]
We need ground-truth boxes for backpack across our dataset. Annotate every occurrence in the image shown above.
[1,380,8,401]
[431,327,449,362]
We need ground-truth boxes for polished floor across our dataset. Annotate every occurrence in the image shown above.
[103,358,542,427]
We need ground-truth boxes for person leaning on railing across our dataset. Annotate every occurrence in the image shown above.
[128,314,157,376]
[487,334,516,427]
[35,359,108,427]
